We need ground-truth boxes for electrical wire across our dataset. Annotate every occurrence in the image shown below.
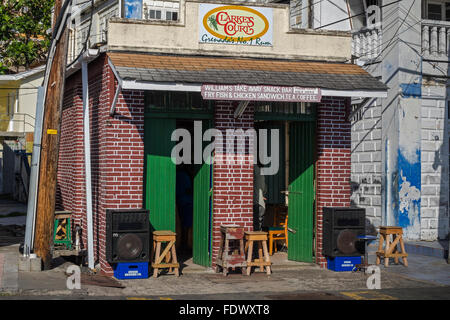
[354,18,421,60]
[315,0,403,30]
[40,0,73,88]
[66,0,95,69]
[362,0,417,66]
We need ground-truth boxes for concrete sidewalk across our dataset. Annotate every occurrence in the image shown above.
[0,242,446,299]
[0,196,27,226]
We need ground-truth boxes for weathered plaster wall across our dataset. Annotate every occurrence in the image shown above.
[421,85,449,240]
[108,0,351,61]
[350,99,382,233]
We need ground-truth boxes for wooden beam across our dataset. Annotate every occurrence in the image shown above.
[33,0,70,270]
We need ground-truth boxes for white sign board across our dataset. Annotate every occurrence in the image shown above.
[199,4,273,46]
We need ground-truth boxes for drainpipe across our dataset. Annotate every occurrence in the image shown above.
[385,139,391,227]
[82,50,95,270]
[23,87,45,256]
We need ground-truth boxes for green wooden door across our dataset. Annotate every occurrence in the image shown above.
[193,160,212,266]
[144,117,176,232]
[259,121,285,205]
[287,121,315,262]
[193,120,213,267]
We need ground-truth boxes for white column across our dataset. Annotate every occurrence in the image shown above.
[422,25,429,55]
[439,26,446,55]
[447,28,450,56]
[371,30,378,59]
[431,26,438,55]
[354,33,361,57]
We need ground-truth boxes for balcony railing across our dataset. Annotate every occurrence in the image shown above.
[352,28,382,62]
[422,19,450,58]
[0,112,35,136]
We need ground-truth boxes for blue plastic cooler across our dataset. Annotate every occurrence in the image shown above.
[326,256,361,272]
[113,262,149,279]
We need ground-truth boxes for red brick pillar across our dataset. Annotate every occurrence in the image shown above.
[315,97,351,268]
[57,55,145,276]
[211,101,255,267]
[99,89,145,275]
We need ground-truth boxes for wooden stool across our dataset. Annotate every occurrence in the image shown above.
[152,231,180,277]
[215,225,247,276]
[244,231,272,275]
[376,226,408,267]
[54,211,72,250]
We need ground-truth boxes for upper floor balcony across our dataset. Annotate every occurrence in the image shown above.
[421,19,450,59]
[351,27,382,63]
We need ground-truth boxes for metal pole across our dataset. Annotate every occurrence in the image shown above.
[82,56,94,270]
[23,86,45,256]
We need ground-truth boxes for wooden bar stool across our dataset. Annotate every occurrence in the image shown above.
[54,211,72,250]
[376,226,408,267]
[244,231,272,275]
[215,225,247,276]
[151,231,180,278]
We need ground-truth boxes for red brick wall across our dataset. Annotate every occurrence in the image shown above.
[58,58,351,273]
[212,101,255,266]
[315,97,351,268]
[57,54,145,276]
[58,74,84,228]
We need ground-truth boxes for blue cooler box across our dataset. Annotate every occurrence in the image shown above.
[327,256,361,272]
[114,262,149,279]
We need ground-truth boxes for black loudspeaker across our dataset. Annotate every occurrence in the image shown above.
[322,207,365,257]
[106,209,150,263]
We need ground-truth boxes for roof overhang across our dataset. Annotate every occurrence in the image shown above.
[0,65,45,82]
[107,52,388,114]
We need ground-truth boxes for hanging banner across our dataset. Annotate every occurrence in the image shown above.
[201,84,322,102]
[199,4,273,46]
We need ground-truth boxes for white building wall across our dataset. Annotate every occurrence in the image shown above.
[421,86,449,240]
[351,100,382,233]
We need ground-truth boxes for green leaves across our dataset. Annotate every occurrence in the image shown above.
[0,0,53,72]
[208,15,218,31]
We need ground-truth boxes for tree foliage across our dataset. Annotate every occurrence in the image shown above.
[0,0,53,74]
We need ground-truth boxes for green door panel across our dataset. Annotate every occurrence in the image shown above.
[287,121,315,263]
[145,117,176,232]
[193,160,212,266]
[193,120,213,267]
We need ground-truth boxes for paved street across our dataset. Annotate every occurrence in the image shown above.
[0,242,448,300]
[0,199,448,301]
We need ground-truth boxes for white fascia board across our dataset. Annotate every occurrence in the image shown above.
[66,48,100,77]
[321,89,387,98]
[121,80,202,92]
[121,81,387,98]
[0,65,45,82]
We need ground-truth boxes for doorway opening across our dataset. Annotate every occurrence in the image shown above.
[144,91,214,269]
[254,101,317,263]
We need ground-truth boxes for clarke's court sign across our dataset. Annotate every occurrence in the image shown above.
[199,4,273,46]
